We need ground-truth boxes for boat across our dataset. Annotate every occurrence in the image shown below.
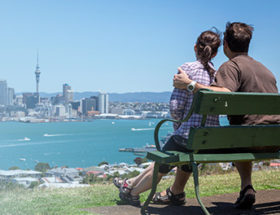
[18,137,31,141]
[119,144,156,153]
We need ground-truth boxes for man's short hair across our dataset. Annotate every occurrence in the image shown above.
[224,22,254,52]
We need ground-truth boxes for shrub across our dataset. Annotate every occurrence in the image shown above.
[35,163,50,172]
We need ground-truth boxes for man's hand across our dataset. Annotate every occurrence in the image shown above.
[173,67,192,89]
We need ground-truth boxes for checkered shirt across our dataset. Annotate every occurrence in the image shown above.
[170,61,220,139]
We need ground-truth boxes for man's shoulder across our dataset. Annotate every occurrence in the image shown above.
[218,59,238,72]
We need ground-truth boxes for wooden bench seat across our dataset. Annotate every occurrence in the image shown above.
[141,89,280,215]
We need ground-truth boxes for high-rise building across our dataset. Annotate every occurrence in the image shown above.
[0,80,8,105]
[82,96,98,116]
[98,92,109,114]
[34,52,41,103]
[22,93,39,109]
[63,84,73,103]
[7,88,15,105]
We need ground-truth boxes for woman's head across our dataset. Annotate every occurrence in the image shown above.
[195,30,221,75]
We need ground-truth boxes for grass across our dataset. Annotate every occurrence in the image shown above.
[0,169,279,215]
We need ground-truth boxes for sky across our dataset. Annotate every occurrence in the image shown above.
[0,0,279,93]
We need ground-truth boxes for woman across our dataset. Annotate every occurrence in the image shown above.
[114,30,221,206]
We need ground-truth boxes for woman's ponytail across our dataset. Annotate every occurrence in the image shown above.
[196,30,221,77]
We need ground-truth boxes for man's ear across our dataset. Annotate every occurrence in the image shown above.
[223,40,228,49]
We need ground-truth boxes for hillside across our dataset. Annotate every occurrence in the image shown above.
[19,91,172,103]
[0,169,279,215]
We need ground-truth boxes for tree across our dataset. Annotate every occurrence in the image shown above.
[134,157,148,166]
[9,166,20,170]
[98,161,109,166]
[35,162,50,172]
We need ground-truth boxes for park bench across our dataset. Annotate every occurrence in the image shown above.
[141,89,280,215]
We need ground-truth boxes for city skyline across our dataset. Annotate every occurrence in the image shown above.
[0,1,280,93]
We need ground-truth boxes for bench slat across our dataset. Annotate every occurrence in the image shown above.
[146,151,180,163]
[188,125,280,150]
[194,90,280,115]
[147,151,280,164]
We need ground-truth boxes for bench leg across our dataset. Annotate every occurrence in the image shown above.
[141,162,160,215]
[192,162,210,215]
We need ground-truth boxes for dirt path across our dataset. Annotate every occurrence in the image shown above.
[84,189,280,215]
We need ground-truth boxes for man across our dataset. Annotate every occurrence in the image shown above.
[172,22,280,209]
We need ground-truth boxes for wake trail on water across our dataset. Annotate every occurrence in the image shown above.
[0,140,70,148]
[131,127,172,131]
[43,133,69,137]
[131,128,154,131]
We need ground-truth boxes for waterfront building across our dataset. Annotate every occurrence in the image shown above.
[15,95,24,106]
[54,105,66,117]
[82,96,98,116]
[63,83,73,103]
[123,108,136,115]
[51,94,64,105]
[98,92,109,114]
[22,93,39,109]
[7,87,15,105]
[70,101,80,111]
[0,80,8,105]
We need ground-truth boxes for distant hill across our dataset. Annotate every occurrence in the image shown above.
[19,91,172,103]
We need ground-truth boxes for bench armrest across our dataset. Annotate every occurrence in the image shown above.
[154,89,212,150]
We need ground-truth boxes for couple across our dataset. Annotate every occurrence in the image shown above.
[113,22,280,209]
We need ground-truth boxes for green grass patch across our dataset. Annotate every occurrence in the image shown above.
[0,169,279,215]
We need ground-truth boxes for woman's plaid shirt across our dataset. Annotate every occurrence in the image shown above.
[170,61,220,139]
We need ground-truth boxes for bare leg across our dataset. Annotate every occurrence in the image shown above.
[159,168,191,196]
[130,162,165,196]
[234,161,254,194]
[127,162,155,187]
[170,168,191,194]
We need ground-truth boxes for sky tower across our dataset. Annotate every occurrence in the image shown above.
[35,52,41,103]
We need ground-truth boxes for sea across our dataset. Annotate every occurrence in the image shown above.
[0,117,229,170]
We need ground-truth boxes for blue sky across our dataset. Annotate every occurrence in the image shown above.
[0,0,279,93]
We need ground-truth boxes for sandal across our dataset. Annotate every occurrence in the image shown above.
[119,178,133,195]
[152,187,186,206]
[119,192,141,207]
[234,185,256,209]
[113,177,123,189]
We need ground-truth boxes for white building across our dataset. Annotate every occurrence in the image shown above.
[7,88,14,105]
[0,80,8,105]
[54,105,66,117]
[0,170,41,180]
[12,177,39,188]
[98,92,109,114]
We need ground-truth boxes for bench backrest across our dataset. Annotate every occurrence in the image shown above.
[192,90,280,115]
[187,90,280,151]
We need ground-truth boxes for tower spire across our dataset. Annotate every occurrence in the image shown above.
[35,51,41,104]
[36,51,40,69]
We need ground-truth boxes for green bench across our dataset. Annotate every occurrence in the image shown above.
[141,89,280,215]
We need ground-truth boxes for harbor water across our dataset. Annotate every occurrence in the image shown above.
[0,117,229,170]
